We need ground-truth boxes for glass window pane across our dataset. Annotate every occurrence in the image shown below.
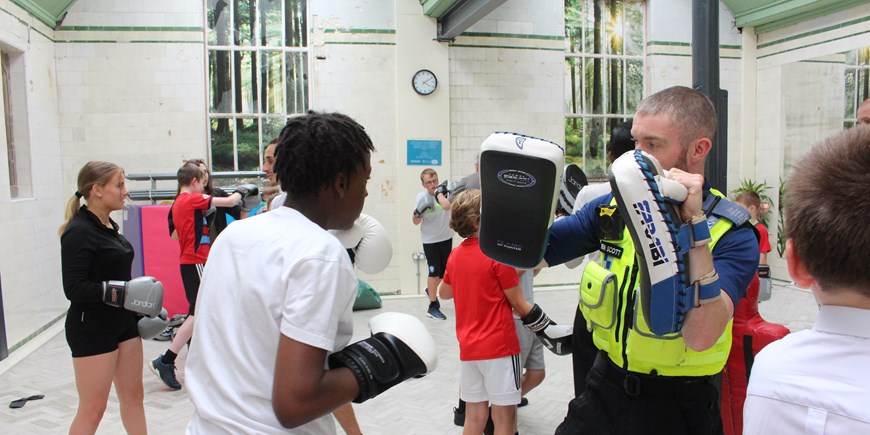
[607,59,623,114]
[259,0,282,46]
[234,0,254,46]
[209,50,233,113]
[624,1,644,56]
[285,0,307,47]
[845,68,856,119]
[235,50,256,113]
[263,117,286,141]
[260,50,283,113]
[565,58,582,114]
[565,118,583,165]
[583,117,606,178]
[585,57,605,114]
[565,0,583,53]
[626,59,643,113]
[237,118,260,171]
[286,52,308,114]
[211,118,235,171]
[207,0,232,46]
[584,1,597,54]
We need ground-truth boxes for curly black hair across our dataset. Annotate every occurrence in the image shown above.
[273,111,375,198]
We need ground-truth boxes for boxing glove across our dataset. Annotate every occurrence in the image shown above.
[434,180,450,201]
[330,214,393,275]
[102,276,164,318]
[138,308,169,340]
[521,304,573,356]
[414,194,435,218]
[329,312,437,403]
[234,183,261,212]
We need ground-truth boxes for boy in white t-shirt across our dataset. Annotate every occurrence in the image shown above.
[185,112,433,434]
[412,167,454,320]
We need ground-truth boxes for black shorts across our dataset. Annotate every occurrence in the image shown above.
[65,305,139,358]
[423,239,452,278]
[180,263,204,316]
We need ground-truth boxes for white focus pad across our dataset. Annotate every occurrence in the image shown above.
[478,132,565,268]
[369,312,438,374]
[353,214,393,275]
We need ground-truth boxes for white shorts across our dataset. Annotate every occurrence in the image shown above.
[459,354,522,406]
[515,319,545,370]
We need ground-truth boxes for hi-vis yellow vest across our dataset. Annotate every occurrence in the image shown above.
[578,189,738,376]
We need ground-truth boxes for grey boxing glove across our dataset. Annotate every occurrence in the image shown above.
[138,308,169,339]
[234,183,261,212]
[414,194,435,218]
[102,276,164,318]
[521,304,573,356]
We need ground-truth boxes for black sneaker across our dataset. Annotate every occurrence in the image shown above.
[149,354,182,390]
[427,306,447,320]
[518,397,529,407]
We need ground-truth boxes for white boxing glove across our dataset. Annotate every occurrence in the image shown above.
[330,214,393,275]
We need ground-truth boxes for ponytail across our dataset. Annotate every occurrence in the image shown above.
[57,194,81,237]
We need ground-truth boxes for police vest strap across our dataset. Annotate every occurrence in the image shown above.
[704,192,750,227]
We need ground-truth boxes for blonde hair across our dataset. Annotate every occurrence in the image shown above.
[58,161,124,237]
[449,189,481,238]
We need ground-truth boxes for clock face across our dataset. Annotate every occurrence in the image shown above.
[412,69,437,95]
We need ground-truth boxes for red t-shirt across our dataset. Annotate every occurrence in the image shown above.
[172,192,213,264]
[755,222,771,254]
[443,237,520,361]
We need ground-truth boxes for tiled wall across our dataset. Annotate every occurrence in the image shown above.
[751,2,870,278]
[0,0,65,351]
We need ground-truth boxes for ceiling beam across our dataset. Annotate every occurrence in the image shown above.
[438,0,507,41]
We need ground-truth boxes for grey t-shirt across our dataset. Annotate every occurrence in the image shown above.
[416,191,453,244]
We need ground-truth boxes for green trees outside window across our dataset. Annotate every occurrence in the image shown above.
[206,0,308,171]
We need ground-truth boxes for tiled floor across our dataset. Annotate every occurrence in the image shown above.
[0,282,816,434]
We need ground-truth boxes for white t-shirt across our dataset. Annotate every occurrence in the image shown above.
[744,305,870,434]
[415,190,453,244]
[186,207,357,435]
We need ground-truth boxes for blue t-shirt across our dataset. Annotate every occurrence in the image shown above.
[544,191,758,305]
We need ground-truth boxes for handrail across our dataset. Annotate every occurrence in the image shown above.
[126,171,267,204]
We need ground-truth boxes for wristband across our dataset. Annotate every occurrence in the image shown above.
[676,214,711,254]
[693,270,720,306]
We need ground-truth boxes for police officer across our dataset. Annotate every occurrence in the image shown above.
[543,86,759,434]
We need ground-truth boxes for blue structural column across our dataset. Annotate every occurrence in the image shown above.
[693,0,728,192]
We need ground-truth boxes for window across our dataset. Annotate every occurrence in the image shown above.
[206,0,308,171]
[2,49,31,198]
[844,46,870,128]
[564,0,644,178]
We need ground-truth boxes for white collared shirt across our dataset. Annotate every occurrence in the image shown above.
[744,305,870,434]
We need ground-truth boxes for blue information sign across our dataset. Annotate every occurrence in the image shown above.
[407,140,442,166]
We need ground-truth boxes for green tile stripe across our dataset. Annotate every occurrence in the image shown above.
[757,15,870,49]
[7,313,65,354]
[647,52,741,60]
[55,39,201,44]
[322,28,395,34]
[758,27,870,59]
[450,43,565,52]
[647,40,742,49]
[458,31,563,41]
[323,41,396,46]
[58,25,202,32]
